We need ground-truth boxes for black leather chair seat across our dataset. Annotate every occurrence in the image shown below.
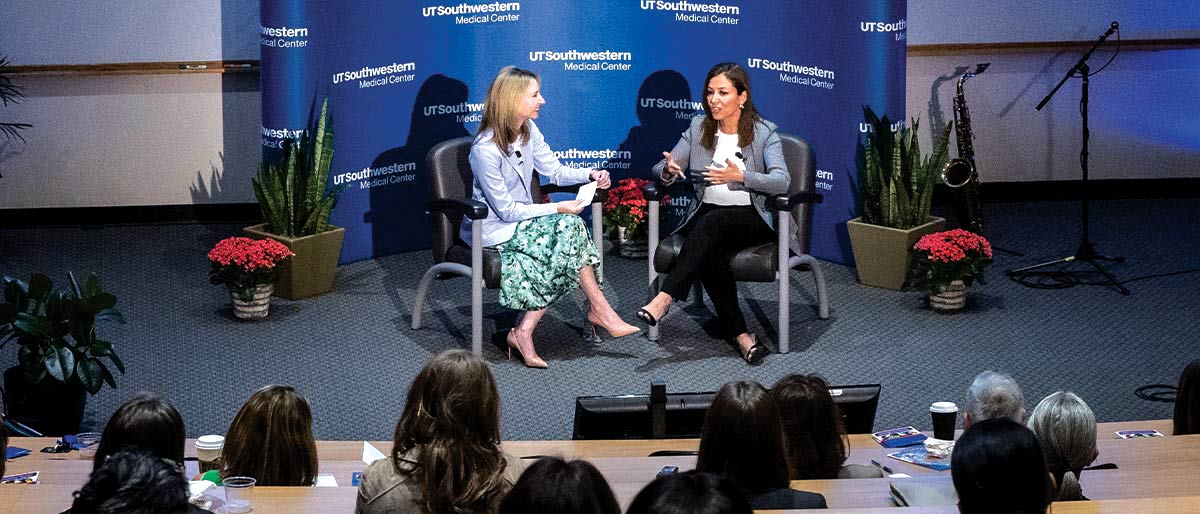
[444,243,503,289]
[653,235,811,284]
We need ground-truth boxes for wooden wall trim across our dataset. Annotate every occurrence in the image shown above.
[6,60,260,77]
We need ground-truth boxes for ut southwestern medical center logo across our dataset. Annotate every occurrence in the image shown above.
[260,24,309,48]
[422,1,521,25]
[639,0,740,25]
[861,18,907,40]
[529,49,633,72]
[332,61,417,89]
[640,97,704,120]
[746,57,836,91]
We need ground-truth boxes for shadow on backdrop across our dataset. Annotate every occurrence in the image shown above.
[618,70,695,235]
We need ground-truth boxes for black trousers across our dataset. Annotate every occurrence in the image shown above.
[660,204,774,338]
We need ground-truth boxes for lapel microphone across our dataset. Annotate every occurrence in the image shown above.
[515,150,522,158]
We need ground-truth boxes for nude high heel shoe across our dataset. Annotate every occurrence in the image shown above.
[586,310,641,341]
[506,329,548,369]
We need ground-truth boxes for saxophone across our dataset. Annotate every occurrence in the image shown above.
[941,63,989,235]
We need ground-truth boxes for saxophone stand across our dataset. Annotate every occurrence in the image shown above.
[1007,22,1129,295]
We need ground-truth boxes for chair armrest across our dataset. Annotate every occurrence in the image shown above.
[771,192,823,211]
[643,180,696,201]
[427,198,489,220]
[541,183,608,204]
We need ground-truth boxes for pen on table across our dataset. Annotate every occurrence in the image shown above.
[870,459,894,474]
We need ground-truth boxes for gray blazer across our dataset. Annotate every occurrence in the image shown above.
[355,446,525,514]
[652,116,801,256]
[461,120,593,247]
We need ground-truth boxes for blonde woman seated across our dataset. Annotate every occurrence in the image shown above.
[1027,392,1099,501]
[464,66,638,369]
[357,350,523,514]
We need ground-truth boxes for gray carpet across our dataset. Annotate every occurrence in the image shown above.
[1,198,1195,441]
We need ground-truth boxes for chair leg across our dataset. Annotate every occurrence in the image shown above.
[410,262,472,330]
[777,215,792,354]
[648,199,660,343]
[592,202,604,282]
[472,223,484,357]
[793,254,830,320]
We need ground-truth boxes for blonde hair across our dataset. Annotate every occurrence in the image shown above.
[1027,392,1096,501]
[479,66,539,154]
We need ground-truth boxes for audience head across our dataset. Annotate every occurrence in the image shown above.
[394,349,508,513]
[69,448,193,514]
[771,374,847,479]
[1027,392,1097,501]
[498,457,619,514]
[696,381,791,494]
[1175,359,1200,435]
[626,471,753,514]
[222,384,318,486]
[92,392,186,472]
[952,418,1052,514]
[480,65,540,149]
[0,423,7,477]
[964,370,1026,428]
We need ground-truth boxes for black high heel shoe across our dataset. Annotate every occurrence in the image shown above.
[742,334,769,365]
[635,304,670,327]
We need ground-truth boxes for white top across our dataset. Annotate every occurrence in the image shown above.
[702,131,751,206]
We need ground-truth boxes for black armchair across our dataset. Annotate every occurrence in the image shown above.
[410,136,606,356]
[643,133,830,353]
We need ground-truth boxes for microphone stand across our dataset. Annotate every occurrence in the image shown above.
[1006,22,1129,295]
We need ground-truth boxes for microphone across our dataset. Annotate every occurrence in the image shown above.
[1105,21,1118,36]
[735,151,744,160]
[515,150,522,158]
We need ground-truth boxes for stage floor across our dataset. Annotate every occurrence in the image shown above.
[1,198,1194,440]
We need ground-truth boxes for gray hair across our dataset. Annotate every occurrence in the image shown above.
[964,371,1026,424]
[1027,391,1096,501]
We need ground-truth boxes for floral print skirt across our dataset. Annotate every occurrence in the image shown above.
[495,214,600,311]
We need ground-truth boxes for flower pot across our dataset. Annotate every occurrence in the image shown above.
[617,226,648,258]
[3,366,87,436]
[846,216,946,290]
[231,284,274,320]
[930,279,968,312]
[243,224,345,300]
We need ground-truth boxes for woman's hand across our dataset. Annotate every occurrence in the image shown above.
[702,159,745,185]
[662,151,685,180]
[590,169,611,189]
[555,200,585,215]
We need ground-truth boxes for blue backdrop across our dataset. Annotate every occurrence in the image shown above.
[260,1,907,265]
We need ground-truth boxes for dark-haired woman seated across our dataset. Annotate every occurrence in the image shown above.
[637,62,792,364]
[217,385,319,486]
[68,448,208,514]
[499,457,619,514]
[627,471,752,514]
[92,393,186,472]
[357,350,523,514]
[696,381,826,510]
[952,418,1053,514]
[771,375,882,479]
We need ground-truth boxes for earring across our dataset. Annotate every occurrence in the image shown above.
[739,104,745,109]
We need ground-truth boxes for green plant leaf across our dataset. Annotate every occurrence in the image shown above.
[83,272,101,299]
[96,308,126,324]
[108,350,126,374]
[28,273,52,302]
[90,339,114,356]
[14,311,48,338]
[88,292,117,313]
[4,278,29,310]
[77,358,103,394]
[68,271,82,299]
[100,363,117,390]
[42,344,75,382]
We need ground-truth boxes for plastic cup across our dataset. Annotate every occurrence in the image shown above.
[930,401,959,440]
[195,435,225,472]
[76,432,102,460]
[223,476,256,513]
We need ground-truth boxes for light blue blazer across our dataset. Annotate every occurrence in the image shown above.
[461,120,593,247]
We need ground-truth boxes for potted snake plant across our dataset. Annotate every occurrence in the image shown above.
[847,107,953,290]
[245,98,347,300]
[0,272,125,435]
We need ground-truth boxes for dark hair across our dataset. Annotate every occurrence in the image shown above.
[222,384,318,486]
[70,448,193,514]
[1175,359,1200,435]
[626,471,753,514]
[700,62,760,150]
[952,418,1052,514]
[771,374,847,479]
[695,381,791,493]
[395,350,508,514]
[498,457,619,514]
[92,393,186,472]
